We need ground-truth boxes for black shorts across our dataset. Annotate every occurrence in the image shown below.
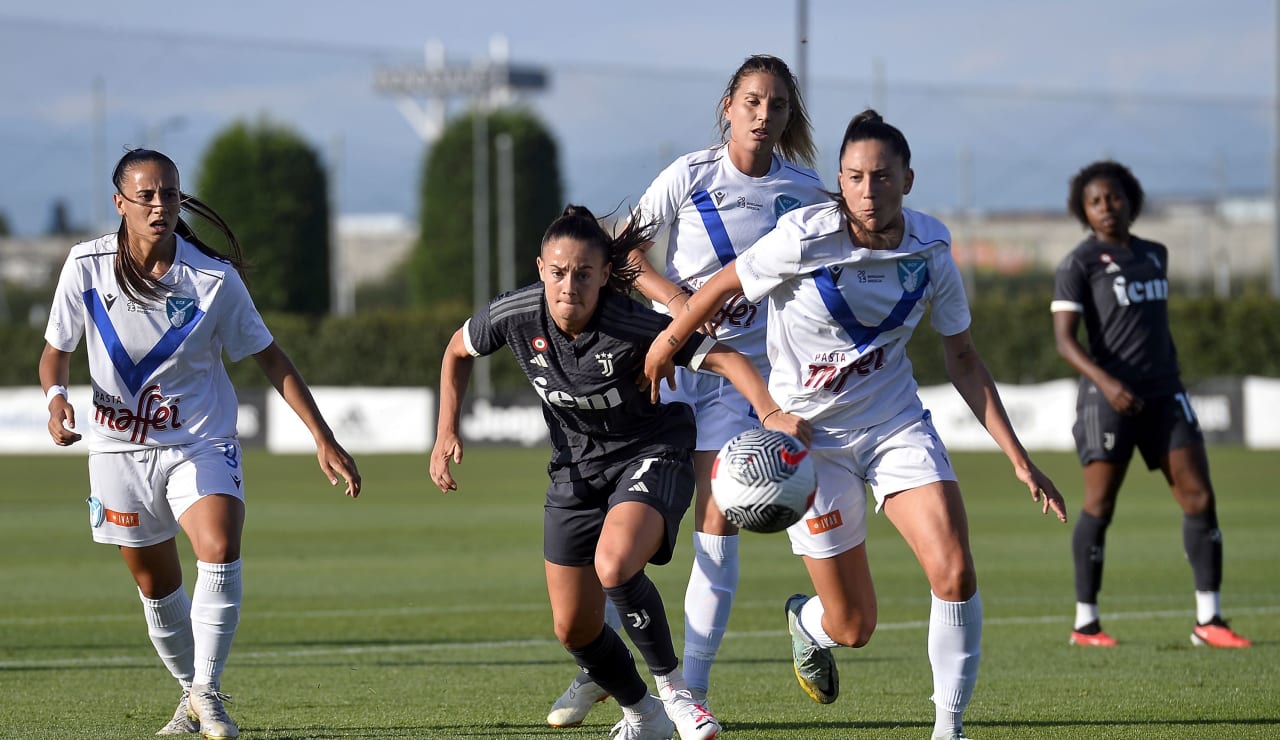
[543,453,695,568]
[1072,378,1204,470]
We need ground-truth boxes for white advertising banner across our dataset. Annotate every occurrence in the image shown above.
[266,386,435,454]
[916,378,1078,452]
[1243,376,1280,448]
[0,387,91,454]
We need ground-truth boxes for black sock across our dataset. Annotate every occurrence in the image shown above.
[1183,510,1223,592]
[604,570,678,676]
[565,625,648,707]
[1073,511,1109,603]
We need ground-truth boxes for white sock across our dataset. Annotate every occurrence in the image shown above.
[191,559,242,687]
[621,693,662,720]
[682,532,739,693]
[1075,602,1100,630]
[929,590,982,736]
[1195,591,1221,625]
[654,667,687,698]
[139,586,195,688]
[798,596,839,648]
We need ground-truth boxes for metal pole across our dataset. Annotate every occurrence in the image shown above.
[93,76,105,234]
[1273,0,1280,297]
[795,0,808,101]
[495,133,516,294]
[472,101,492,399]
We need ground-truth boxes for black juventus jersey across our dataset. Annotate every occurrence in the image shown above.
[464,284,717,481]
[1052,235,1181,395]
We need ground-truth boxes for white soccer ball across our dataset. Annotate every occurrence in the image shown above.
[710,428,816,533]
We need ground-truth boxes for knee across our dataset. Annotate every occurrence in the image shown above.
[593,556,634,591]
[193,535,240,564]
[929,559,978,603]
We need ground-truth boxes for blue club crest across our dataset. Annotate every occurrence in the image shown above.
[774,194,802,218]
[897,259,928,292]
[166,296,197,329]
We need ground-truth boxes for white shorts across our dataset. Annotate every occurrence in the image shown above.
[85,437,246,547]
[787,406,957,559]
[666,367,759,452]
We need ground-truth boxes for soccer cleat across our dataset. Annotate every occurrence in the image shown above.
[1191,617,1252,648]
[609,702,676,740]
[186,684,238,739]
[785,593,839,704]
[156,690,199,735]
[546,675,610,727]
[1069,621,1118,647]
[661,688,721,740]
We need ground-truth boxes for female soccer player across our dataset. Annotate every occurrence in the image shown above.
[548,54,828,727]
[644,110,1068,740]
[431,205,809,740]
[1053,160,1252,649]
[39,148,361,739]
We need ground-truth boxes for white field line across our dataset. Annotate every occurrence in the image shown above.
[1,604,1275,670]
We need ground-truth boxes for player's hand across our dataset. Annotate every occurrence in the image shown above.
[430,434,463,492]
[1014,460,1068,523]
[316,439,361,498]
[46,398,82,446]
[641,336,679,404]
[1101,377,1143,416]
[764,411,812,448]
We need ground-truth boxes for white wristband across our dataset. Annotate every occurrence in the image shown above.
[46,385,68,404]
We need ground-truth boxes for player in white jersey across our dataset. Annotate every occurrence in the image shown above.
[39,149,361,739]
[546,54,827,726]
[645,111,1069,740]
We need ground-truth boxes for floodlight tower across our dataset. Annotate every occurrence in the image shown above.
[375,36,548,397]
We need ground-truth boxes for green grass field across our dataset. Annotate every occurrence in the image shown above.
[0,447,1276,739]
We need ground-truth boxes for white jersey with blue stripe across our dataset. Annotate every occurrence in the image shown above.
[636,147,827,370]
[45,234,274,452]
[736,203,971,441]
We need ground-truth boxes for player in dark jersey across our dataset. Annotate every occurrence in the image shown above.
[1052,160,1251,649]
[430,205,810,740]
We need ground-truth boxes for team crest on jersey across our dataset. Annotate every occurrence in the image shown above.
[166,296,197,328]
[531,336,548,352]
[897,259,928,292]
[774,194,802,218]
[595,352,615,377]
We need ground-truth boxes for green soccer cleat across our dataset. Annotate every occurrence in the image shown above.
[785,593,839,704]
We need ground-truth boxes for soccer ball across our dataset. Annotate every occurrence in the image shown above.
[710,428,816,533]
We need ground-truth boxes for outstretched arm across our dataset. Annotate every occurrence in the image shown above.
[253,342,361,498]
[643,262,746,402]
[431,328,475,492]
[698,346,811,446]
[942,329,1067,522]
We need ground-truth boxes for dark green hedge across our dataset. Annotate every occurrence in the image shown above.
[9,294,1278,391]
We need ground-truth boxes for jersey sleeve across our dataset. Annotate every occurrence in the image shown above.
[928,246,972,336]
[735,223,803,304]
[635,157,690,228]
[44,249,86,352]
[1051,250,1088,314]
[461,302,507,358]
[217,270,274,362]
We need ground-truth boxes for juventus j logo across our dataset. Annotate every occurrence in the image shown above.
[595,352,614,377]
[628,610,651,630]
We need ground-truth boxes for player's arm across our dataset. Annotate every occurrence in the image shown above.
[432,328,475,493]
[627,239,685,308]
[1051,308,1141,415]
[254,341,361,498]
[38,342,81,446]
[942,328,1067,522]
[643,262,744,401]
[698,346,812,446]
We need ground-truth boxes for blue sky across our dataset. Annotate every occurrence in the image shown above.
[0,1,1273,236]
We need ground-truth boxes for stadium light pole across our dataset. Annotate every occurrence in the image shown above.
[796,0,808,101]
[374,37,548,398]
[1273,0,1280,297]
